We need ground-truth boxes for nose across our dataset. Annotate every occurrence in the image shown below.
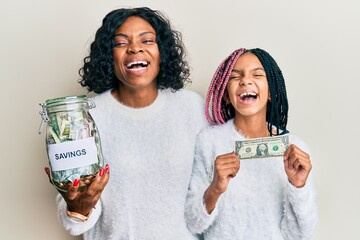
[239,75,253,86]
[127,42,143,54]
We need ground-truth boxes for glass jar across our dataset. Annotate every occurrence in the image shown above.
[38,95,104,192]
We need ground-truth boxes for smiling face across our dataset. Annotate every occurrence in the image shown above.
[226,52,270,119]
[113,16,160,93]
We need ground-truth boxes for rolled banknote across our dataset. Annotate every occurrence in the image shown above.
[234,135,289,159]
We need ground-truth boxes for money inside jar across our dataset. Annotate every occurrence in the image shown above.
[39,95,104,192]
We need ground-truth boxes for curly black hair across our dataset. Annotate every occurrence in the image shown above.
[79,7,190,94]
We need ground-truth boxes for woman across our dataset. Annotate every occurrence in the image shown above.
[185,48,317,239]
[46,7,207,239]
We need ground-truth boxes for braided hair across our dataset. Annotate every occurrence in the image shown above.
[205,48,246,124]
[205,48,289,135]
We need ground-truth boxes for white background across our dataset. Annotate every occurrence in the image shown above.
[1,0,359,239]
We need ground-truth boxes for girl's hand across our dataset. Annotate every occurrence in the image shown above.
[204,152,240,213]
[283,145,312,188]
[210,152,240,194]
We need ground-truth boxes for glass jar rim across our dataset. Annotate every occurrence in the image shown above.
[43,95,91,114]
[45,95,87,106]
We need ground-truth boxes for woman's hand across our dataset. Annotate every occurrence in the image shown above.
[284,144,312,188]
[44,165,110,216]
[204,152,240,213]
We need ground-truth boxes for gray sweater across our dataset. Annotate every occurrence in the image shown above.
[56,89,207,240]
[185,119,318,240]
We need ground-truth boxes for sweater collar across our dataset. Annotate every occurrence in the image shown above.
[107,89,167,120]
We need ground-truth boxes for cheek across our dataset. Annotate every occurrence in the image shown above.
[113,65,121,77]
[112,48,125,64]
[149,46,160,62]
[152,56,161,76]
[260,82,270,97]
[112,53,125,76]
[153,53,161,68]
[113,61,125,80]
[226,83,237,100]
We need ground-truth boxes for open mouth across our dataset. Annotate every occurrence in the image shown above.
[126,61,149,69]
[239,92,258,101]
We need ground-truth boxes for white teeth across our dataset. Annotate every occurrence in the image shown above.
[240,92,257,97]
[127,61,148,68]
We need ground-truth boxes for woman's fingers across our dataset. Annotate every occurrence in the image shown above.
[44,167,53,184]
[91,164,110,193]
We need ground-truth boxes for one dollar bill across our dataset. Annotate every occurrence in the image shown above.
[234,135,289,160]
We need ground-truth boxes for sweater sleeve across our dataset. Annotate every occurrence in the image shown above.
[185,131,219,234]
[56,194,102,236]
[281,135,318,239]
[281,176,318,239]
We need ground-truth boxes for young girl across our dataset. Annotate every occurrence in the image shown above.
[185,48,317,239]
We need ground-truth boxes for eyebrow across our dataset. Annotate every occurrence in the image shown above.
[231,67,265,74]
[114,31,156,38]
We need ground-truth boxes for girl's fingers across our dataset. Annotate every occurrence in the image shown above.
[285,145,311,168]
[286,145,308,160]
[288,153,310,168]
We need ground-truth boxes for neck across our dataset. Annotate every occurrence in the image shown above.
[234,114,269,139]
[112,86,158,108]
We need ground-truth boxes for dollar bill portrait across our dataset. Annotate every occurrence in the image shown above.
[256,143,268,157]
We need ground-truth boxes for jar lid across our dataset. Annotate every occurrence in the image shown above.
[45,95,87,107]
[42,95,95,114]
[38,95,95,134]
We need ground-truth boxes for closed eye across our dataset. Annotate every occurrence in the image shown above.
[229,75,241,80]
[142,39,155,44]
[252,69,266,78]
[114,42,127,47]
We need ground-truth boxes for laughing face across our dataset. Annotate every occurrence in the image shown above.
[226,52,270,119]
[113,16,160,92]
